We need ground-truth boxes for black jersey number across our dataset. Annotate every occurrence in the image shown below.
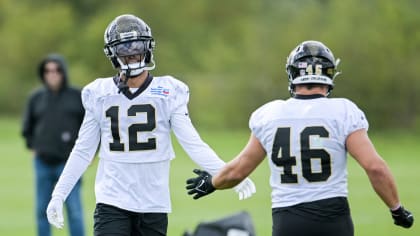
[271,126,331,183]
[105,104,156,151]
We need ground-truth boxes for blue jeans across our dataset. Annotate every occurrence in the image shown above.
[34,157,85,236]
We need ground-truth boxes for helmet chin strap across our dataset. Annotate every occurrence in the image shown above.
[116,58,144,93]
[116,70,129,94]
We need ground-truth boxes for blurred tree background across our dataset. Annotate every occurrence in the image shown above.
[1,0,420,131]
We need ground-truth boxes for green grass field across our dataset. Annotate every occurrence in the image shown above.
[0,116,418,235]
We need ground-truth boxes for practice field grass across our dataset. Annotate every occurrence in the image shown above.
[0,116,418,235]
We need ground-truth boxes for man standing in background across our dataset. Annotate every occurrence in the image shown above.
[22,53,85,236]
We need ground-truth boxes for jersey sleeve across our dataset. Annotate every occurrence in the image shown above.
[343,99,369,136]
[169,79,190,116]
[249,107,263,135]
[51,85,101,201]
[249,101,273,141]
[170,81,225,175]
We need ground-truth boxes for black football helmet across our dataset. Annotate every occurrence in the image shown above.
[104,14,155,77]
[285,40,340,95]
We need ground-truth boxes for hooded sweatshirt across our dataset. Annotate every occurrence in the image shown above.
[22,54,85,165]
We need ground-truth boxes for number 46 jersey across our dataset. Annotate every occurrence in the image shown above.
[249,96,369,208]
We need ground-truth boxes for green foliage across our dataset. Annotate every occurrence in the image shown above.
[2,0,420,130]
[1,117,419,235]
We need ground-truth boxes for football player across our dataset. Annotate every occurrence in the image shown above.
[46,14,255,236]
[186,40,414,236]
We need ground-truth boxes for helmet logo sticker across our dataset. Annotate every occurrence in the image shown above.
[120,31,138,39]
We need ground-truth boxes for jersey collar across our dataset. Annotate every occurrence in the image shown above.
[113,73,154,100]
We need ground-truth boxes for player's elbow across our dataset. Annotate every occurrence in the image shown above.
[365,159,389,179]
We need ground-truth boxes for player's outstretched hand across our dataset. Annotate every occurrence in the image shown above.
[186,169,215,200]
[233,177,256,200]
[46,196,64,229]
[391,205,414,228]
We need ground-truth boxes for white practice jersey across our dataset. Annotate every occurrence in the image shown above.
[83,75,183,163]
[249,96,368,208]
[55,74,225,213]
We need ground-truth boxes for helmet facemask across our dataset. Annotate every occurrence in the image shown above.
[112,40,155,78]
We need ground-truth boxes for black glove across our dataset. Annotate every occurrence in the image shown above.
[186,169,215,200]
[391,205,414,228]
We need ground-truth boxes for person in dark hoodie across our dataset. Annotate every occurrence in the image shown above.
[22,53,85,236]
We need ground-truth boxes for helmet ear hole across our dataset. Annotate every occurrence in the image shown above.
[110,57,120,68]
[104,46,112,57]
[144,51,152,64]
[149,39,155,50]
